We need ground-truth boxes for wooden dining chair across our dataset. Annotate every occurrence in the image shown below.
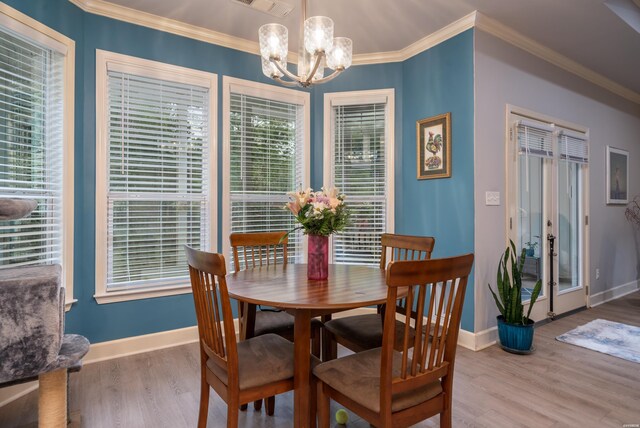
[230,231,322,414]
[185,246,303,428]
[314,253,474,428]
[322,233,435,360]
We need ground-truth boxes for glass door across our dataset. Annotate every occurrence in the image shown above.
[508,113,588,321]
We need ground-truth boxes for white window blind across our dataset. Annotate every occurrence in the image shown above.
[516,119,554,158]
[331,102,388,265]
[559,130,588,164]
[228,92,305,270]
[0,27,64,269]
[106,70,210,291]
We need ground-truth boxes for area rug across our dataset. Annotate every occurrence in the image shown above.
[556,319,640,363]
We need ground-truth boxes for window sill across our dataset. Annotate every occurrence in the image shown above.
[94,284,192,304]
[65,298,77,312]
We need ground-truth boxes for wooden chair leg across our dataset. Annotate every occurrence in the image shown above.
[227,398,239,428]
[311,329,321,358]
[440,408,452,428]
[310,377,317,428]
[266,396,275,416]
[197,377,210,428]
[317,383,330,428]
[322,329,337,362]
[254,399,263,411]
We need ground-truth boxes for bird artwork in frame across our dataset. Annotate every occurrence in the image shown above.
[417,113,451,179]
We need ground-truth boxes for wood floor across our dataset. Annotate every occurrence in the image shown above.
[1,291,639,428]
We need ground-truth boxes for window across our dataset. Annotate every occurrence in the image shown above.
[222,77,309,270]
[324,89,394,265]
[95,50,216,303]
[0,6,75,308]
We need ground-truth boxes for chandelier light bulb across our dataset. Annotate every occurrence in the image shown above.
[327,37,352,70]
[259,23,288,61]
[261,57,284,78]
[304,16,334,54]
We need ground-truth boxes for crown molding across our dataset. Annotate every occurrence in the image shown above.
[352,12,477,65]
[68,1,639,104]
[68,0,260,55]
[475,12,640,105]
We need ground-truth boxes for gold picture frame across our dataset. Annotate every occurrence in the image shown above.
[417,112,451,179]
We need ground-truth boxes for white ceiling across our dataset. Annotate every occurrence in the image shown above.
[101,0,640,94]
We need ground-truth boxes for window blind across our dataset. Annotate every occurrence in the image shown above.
[559,130,588,164]
[0,27,64,269]
[516,119,554,158]
[228,92,305,270]
[331,102,387,265]
[106,70,210,290]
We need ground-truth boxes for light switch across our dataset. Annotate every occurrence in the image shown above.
[485,191,500,206]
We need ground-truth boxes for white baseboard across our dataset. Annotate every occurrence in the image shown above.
[458,326,498,351]
[589,280,639,307]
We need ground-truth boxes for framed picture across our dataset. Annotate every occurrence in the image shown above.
[417,112,451,179]
[606,146,629,204]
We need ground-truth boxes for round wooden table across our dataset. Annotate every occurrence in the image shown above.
[227,264,390,428]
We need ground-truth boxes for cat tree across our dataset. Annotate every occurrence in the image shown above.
[0,198,89,428]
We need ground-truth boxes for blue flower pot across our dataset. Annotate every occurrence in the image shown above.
[497,316,534,353]
[526,248,535,257]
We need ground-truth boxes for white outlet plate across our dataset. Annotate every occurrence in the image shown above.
[485,191,500,206]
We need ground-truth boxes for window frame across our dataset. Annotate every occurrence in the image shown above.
[221,76,310,265]
[0,4,75,310]
[94,50,217,304]
[323,89,395,264]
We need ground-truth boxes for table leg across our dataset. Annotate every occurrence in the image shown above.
[294,309,311,428]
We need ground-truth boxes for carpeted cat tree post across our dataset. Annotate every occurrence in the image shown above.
[0,198,89,427]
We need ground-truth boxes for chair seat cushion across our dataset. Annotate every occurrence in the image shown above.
[254,310,323,337]
[313,348,442,413]
[207,333,295,390]
[324,314,415,351]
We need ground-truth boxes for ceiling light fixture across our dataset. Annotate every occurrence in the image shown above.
[258,0,352,87]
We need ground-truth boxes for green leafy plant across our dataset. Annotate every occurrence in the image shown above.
[525,241,538,251]
[488,240,542,325]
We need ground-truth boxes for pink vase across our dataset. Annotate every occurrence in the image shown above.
[307,234,329,280]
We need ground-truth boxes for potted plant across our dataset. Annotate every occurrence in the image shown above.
[524,240,538,257]
[488,240,542,353]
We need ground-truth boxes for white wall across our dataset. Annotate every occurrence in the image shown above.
[474,30,640,332]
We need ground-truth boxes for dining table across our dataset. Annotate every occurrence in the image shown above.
[226,263,392,428]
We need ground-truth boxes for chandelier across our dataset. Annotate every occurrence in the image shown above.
[258,0,353,87]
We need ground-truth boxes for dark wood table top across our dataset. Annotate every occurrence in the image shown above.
[226,263,390,309]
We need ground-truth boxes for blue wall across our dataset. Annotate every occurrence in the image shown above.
[400,32,475,330]
[4,0,476,340]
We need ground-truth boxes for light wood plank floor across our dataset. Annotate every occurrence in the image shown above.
[1,291,639,427]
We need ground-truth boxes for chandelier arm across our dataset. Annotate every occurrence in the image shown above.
[303,52,325,85]
[273,76,299,87]
[271,58,302,83]
[309,68,344,85]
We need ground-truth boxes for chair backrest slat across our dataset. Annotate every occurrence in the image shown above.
[379,233,435,270]
[381,254,474,409]
[185,246,239,387]
[230,231,288,272]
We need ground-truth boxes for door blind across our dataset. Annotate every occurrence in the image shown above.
[106,70,210,290]
[516,120,554,158]
[331,102,387,265]
[559,131,588,164]
[0,27,64,269]
[228,92,305,270]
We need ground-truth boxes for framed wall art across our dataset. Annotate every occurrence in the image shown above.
[417,112,451,179]
[606,146,628,204]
